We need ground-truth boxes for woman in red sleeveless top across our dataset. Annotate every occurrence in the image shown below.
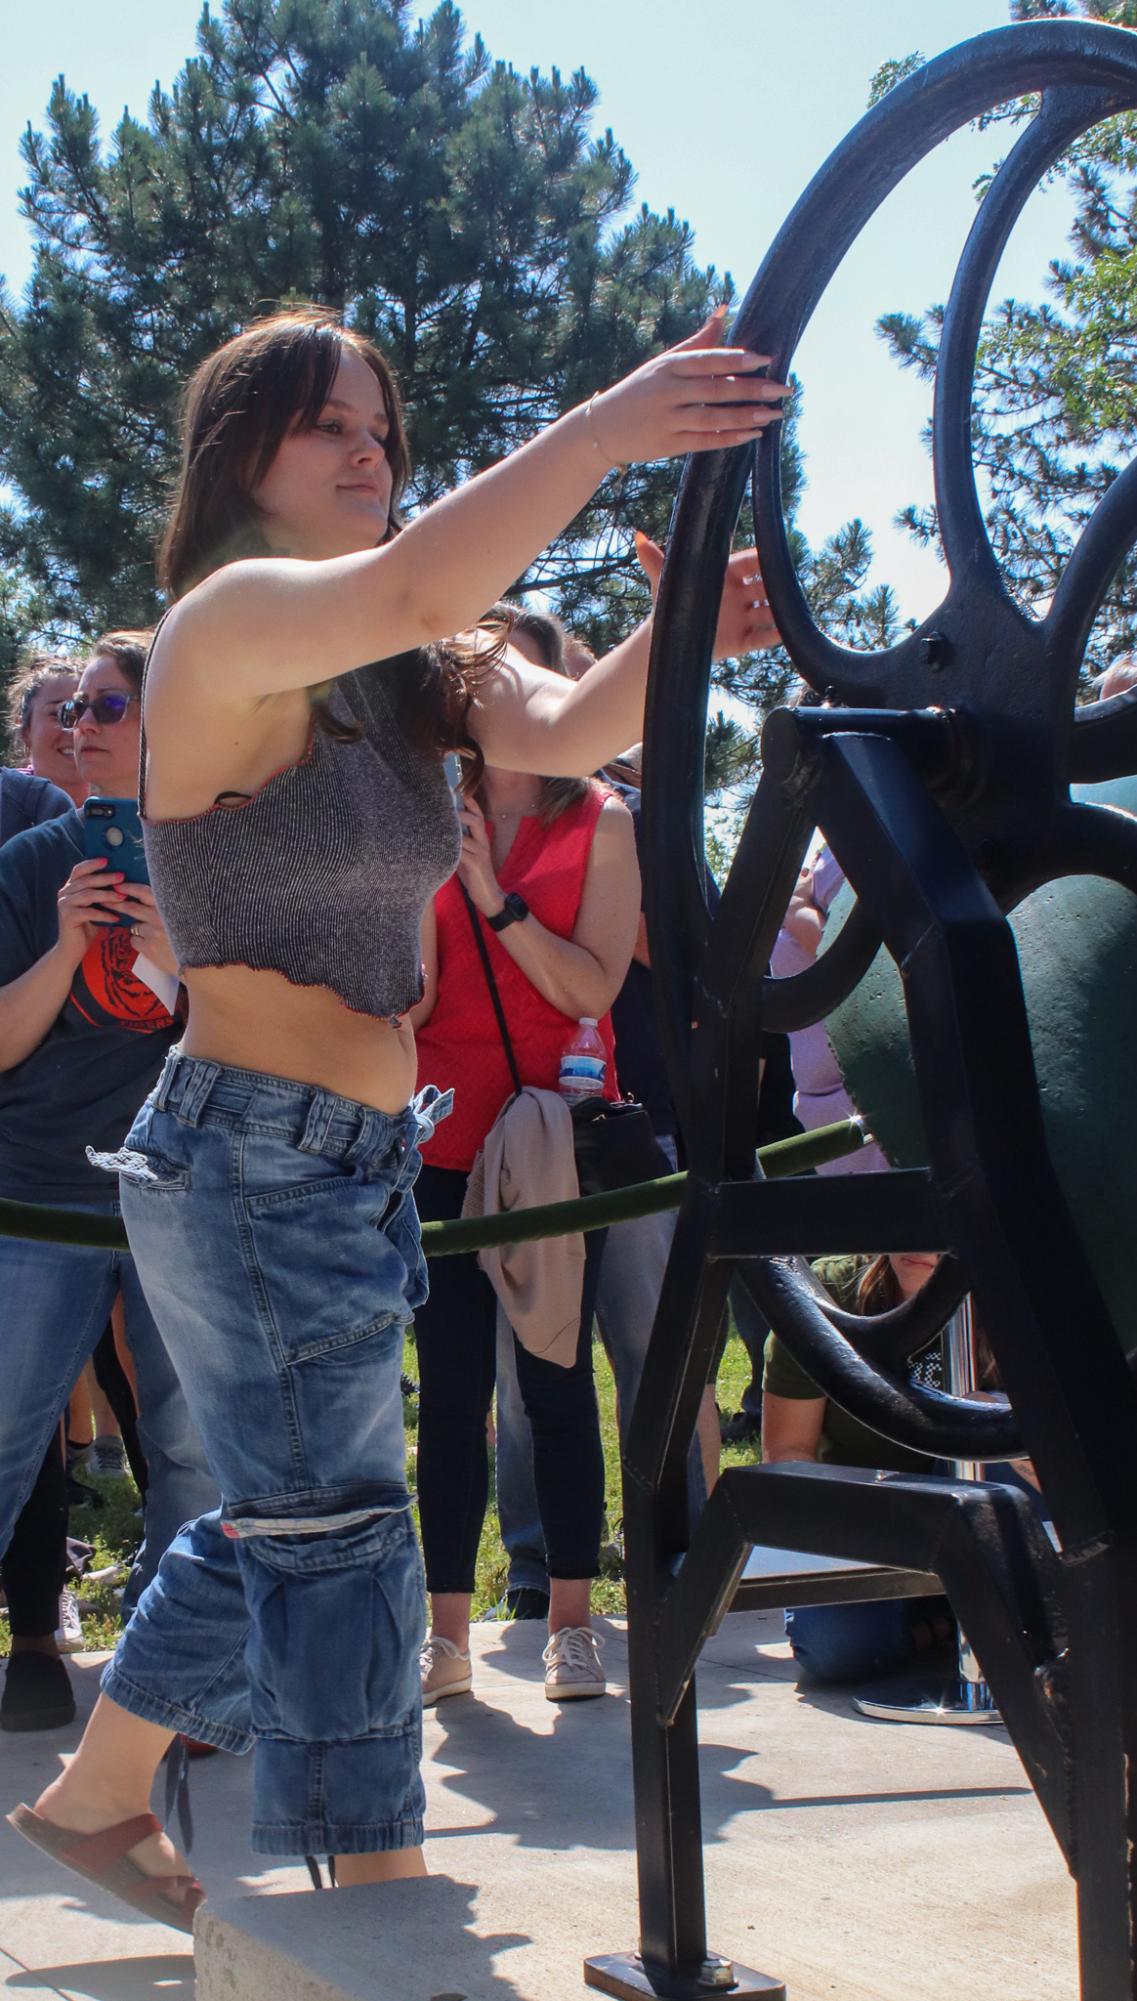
[411,620,639,1705]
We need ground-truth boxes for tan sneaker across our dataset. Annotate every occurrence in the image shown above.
[420,1635,472,1706]
[542,1625,606,1701]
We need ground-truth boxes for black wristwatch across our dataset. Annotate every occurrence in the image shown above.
[488,892,529,932]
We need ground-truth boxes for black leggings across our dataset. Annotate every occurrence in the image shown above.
[414,1163,605,1591]
[2,1431,67,1639]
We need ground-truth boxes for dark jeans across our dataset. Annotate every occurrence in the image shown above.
[414,1163,606,1591]
[1,1432,67,1638]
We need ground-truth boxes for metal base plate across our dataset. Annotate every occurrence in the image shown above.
[853,1672,1002,1725]
[584,1951,786,1999]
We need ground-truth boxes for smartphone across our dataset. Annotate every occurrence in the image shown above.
[83,797,148,922]
[443,751,462,793]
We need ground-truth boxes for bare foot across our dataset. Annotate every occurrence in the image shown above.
[33,1769,196,1906]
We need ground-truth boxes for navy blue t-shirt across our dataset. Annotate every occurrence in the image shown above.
[0,812,180,1202]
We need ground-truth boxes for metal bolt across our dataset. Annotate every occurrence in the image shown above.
[920,630,950,670]
[698,1957,739,1990]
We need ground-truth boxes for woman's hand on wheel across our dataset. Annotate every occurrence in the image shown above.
[456,795,506,918]
[587,308,789,470]
[635,532,781,658]
[55,857,126,965]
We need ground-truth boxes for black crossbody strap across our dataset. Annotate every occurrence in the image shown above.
[459,882,523,1100]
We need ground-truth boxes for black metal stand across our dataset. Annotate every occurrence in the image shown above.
[585,1954,784,2000]
[854,1299,1001,1726]
[586,20,1137,2000]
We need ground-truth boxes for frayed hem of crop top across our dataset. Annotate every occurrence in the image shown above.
[178,956,423,1029]
[140,719,318,828]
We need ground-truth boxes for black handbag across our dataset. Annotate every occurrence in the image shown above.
[459,884,673,1198]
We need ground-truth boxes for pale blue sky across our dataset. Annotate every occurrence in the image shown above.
[1,1,1078,624]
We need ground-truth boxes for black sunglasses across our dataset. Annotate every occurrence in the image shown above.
[59,692,139,727]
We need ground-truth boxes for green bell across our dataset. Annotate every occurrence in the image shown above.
[827,775,1137,1354]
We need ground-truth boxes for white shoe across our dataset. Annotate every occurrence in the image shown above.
[55,1587,84,1655]
[542,1625,606,1700]
[420,1635,472,1705]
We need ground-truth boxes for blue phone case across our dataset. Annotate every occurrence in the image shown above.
[82,798,149,913]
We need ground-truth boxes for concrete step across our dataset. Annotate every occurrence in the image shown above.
[193,1613,1076,2001]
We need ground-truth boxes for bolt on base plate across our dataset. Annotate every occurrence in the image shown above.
[584,1951,786,1999]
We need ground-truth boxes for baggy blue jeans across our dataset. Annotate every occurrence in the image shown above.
[0,1203,219,1612]
[95,1048,449,1857]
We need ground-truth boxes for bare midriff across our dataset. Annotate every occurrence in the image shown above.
[181,967,419,1114]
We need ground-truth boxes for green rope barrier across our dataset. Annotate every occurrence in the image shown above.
[0,1117,866,1257]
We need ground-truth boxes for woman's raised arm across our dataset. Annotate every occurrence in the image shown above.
[152,314,786,709]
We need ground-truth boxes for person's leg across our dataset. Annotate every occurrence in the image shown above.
[785,1598,940,1684]
[40,1064,444,1878]
[91,1316,147,1494]
[0,1224,122,1559]
[112,1074,438,1869]
[721,1277,768,1435]
[3,1433,68,1648]
[515,1231,606,1629]
[32,1505,254,1904]
[493,1308,550,1604]
[592,1140,708,1527]
[415,1165,498,1657]
[114,1253,219,1613]
[80,1354,124,1472]
[0,1431,73,1731]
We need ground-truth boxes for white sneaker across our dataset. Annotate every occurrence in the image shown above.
[55,1587,84,1654]
[542,1625,606,1701]
[420,1635,472,1705]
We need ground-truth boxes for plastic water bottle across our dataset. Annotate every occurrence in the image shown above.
[558,1017,607,1103]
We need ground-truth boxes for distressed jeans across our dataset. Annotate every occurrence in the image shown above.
[96,1049,449,1857]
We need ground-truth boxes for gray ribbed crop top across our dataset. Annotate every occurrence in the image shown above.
[141,662,461,1021]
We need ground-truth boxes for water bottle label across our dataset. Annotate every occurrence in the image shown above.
[560,1055,606,1083]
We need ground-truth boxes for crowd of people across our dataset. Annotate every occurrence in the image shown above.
[0,300,1090,1927]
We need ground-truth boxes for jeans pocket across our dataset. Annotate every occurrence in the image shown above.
[88,1100,192,1192]
[242,1508,424,1742]
[87,1143,191,1191]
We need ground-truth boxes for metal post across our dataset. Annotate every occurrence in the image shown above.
[854,1298,1001,1725]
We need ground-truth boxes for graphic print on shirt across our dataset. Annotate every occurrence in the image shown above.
[68,926,176,1035]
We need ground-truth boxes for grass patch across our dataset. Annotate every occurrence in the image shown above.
[1,1328,760,1657]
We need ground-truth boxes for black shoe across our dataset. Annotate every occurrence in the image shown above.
[719,1408,761,1446]
[486,1587,550,1622]
[1,1650,77,1732]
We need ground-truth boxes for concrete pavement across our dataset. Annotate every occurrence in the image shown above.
[1,1612,1076,2000]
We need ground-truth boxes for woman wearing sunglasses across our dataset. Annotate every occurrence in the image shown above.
[8,304,783,1926]
[0,633,217,1733]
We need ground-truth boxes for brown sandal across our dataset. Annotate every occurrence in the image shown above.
[6,1803,204,1935]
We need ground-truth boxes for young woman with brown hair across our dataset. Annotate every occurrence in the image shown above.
[9,304,784,1921]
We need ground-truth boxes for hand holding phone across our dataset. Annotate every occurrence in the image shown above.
[55,857,128,964]
[83,797,148,924]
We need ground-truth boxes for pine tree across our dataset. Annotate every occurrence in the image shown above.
[874,0,1137,672]
[0,0,729,648]
[0,0,901,799]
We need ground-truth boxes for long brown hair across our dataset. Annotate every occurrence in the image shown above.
[159,306,492,764]
[857,1254,997,1385]
[482,600,590,824]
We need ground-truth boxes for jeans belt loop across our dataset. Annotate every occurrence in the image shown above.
[152,1046,180,1113]
[299,1091,338,1157]
[175,1059,223,1128]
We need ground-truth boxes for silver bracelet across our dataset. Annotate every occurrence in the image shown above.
[586,392,625,469]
